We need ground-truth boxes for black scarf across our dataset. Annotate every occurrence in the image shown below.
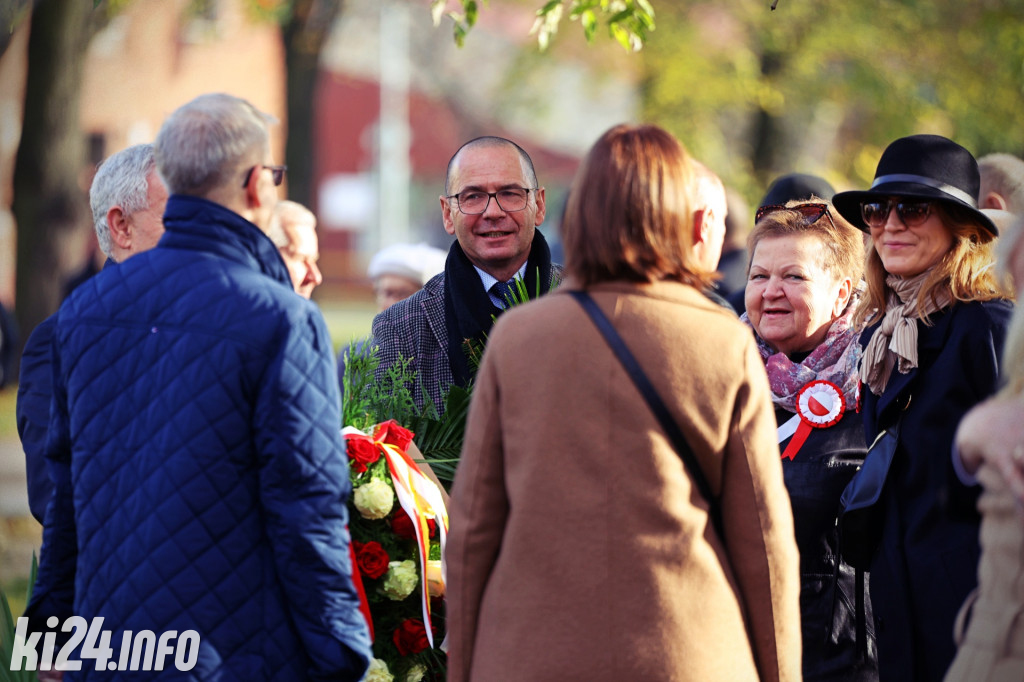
[443,230,554,388]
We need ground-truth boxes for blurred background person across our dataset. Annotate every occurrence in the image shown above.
[945,214,1024,681]
[0,300,16,389]
[743,198,876,680]
[977,152,1024,215]
[368,242,447,312]
[447,124,801,682]
[337,241,447,389]
[715,186,752,300]
[267,199,322,299]
[833,134,1015,681]
[691,160,731,308]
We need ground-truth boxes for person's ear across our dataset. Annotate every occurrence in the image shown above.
[441,195,457,236]
[692,208,708,246]
[833,276,854,317]
[107,205,132,250]
[245,166,262,207]
[982,191,1008,211]
[533,187,547,226]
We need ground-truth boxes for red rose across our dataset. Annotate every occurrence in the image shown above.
[353,540,390,579]
[374,420,414,451]
[346,436,380,474]
[391,512,437,540]
[393,618,430,656]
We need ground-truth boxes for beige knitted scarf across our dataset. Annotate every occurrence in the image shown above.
[860,271,952,395]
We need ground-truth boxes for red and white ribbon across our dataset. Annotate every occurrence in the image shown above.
[343,424,449,648]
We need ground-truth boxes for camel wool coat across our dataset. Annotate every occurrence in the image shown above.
[446,281,802,682]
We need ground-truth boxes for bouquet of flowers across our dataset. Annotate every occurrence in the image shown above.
[344,419,449,682]
[340,276,546,680]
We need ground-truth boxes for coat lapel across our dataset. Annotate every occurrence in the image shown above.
[422,277,448,354]
[871,306,957,417]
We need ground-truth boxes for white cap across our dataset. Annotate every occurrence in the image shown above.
[368,243,448,287]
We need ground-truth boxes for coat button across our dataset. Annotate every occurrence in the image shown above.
[875,615,884,633]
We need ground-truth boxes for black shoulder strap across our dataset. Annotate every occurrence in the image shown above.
[569,290,724,539]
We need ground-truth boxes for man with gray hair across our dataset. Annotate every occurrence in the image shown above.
[17,143,168,524]
[25,93,371,680]
[89,143,168,262]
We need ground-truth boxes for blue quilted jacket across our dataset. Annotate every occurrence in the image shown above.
[25,195,371,681]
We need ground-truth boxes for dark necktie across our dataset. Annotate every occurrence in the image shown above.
[489,280,516,309]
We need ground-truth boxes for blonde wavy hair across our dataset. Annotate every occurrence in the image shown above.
[853,201,1014,329]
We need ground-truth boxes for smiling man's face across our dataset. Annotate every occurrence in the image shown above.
[440,143,546,282]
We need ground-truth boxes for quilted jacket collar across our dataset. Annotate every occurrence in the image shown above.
[161,194,292,288]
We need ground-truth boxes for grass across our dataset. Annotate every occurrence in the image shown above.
[319,299,378,355]
[0,390,15,440]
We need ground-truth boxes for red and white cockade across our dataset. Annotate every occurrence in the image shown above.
[778,380,846,460]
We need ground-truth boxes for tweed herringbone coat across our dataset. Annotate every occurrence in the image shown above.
[371,265,563,412]
[446,280,802,682]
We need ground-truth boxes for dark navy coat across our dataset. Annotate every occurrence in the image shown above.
[16,313,56,523]
[25,195,371,680]
[859,299,1012,682]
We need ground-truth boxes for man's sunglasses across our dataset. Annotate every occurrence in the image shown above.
[860,199,932,229]
[755,202,836,229]
[242,164,287,188]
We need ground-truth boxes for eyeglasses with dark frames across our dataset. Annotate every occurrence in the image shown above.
[860,199,932,229]
[755,202,837,230]
[446,187,537,215]
[242,164,288,188]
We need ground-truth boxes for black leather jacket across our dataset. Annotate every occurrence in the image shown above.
[778,405,879,681]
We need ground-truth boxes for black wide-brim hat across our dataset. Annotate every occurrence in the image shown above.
[832,134,997,236]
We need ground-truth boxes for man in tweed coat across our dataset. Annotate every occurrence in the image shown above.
[371,136,562,412]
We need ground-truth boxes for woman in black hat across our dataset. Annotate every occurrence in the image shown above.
[832,134,1015,682]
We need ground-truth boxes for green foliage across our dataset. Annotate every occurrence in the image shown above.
[641,0,1024,206]
[403,386,471,488]
[341,341,418,432]
[341,342,465,489]
[0,555,38,682]
[433,0,655,51]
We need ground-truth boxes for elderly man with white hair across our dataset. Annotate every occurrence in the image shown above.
[17,143,168,524]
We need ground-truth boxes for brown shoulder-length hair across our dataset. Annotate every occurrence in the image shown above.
[561,124,714,289]
[853,201,1015,328]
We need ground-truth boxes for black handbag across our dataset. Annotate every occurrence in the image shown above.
[569,290,724,540]
[837,413,904,570]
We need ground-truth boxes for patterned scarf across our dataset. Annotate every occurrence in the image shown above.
[742,308,862,414]
[860,271,952,395]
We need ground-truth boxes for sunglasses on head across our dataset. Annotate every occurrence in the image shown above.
[755,202,836,229]
[860,199,932,229]
[242,164,287,189]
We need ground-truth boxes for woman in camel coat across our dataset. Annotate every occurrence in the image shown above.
[445,124,802,682]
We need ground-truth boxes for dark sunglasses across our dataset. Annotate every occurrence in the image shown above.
[860,199,932,228]
[242,164,287,188]
[755,202,836,229]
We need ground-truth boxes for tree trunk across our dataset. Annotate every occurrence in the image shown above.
[750,48,785,185]
[282,0,344,210]
[0,0,34,59]
[12,0,105,356]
